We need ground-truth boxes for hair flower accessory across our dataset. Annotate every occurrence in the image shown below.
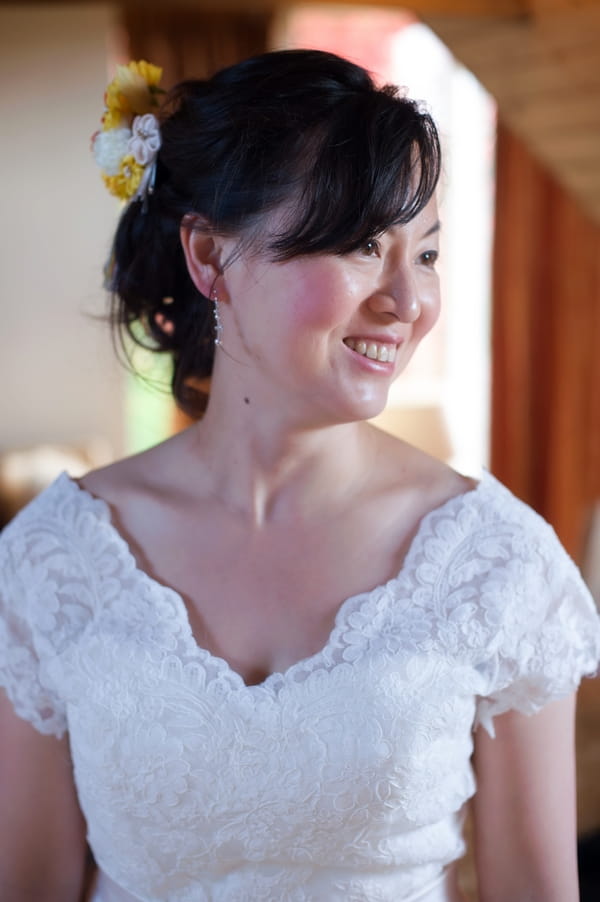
[129,114,161,165]
[92,61,164,203]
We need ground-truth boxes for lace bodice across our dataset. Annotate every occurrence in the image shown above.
[1,472,599,902]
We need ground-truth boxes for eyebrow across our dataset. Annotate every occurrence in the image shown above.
[422,220,442,238]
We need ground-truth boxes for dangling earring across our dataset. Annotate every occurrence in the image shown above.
[211,287,223,347]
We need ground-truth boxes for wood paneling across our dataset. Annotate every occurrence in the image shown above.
[424,7,600,224]
[490,123,600,559]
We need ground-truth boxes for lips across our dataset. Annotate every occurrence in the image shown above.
[343,337,398,363]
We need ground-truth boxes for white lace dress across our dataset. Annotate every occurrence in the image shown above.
[1,471,599,902]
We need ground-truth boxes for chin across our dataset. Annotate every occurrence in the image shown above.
[334,393,390,426]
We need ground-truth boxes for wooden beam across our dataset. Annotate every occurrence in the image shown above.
[0,0,528,15]
[2,0,598,14]
[424,9,600,224]
[528,0,600,13]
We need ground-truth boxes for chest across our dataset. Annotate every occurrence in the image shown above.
[66,619,479,823]
[123,501,422,685]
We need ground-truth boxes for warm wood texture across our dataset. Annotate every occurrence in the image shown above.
[490,122,600,559]
[6,0,599,222]
[423,7,600,225]
[123,6,273,85]
[0,0,526,13]
[5,0,599,12]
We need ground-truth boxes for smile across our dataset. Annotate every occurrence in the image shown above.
[343,338,398,363]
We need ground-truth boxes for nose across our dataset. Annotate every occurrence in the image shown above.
[396,295,421,323]
[368,270,421,323]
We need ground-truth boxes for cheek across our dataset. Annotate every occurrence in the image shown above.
[416,283,441,340]
[282,269,355,333]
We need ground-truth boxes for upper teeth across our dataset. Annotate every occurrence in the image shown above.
[344,338,397,363]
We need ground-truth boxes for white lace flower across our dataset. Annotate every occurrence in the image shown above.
[128,113,161,166]
[92,127,132,176]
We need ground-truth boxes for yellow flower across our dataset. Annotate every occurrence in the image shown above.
[102,61,163,131]
[102,106,126,130]
[131,60,162,88]
[102,154,144,201]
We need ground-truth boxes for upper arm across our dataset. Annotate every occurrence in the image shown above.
[0,689,88,902]
[472,693,579,902]
[0,490,94,899]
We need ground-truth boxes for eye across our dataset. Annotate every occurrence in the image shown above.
[419,250,439,268]
[359,238,381,257]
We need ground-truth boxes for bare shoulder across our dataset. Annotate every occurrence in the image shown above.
[76,427,213,567]
[366,423,476,514]
[78,428,193,509]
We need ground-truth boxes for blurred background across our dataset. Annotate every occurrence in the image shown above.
[0,1,599,898]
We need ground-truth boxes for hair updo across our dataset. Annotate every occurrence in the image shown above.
[109,48,441,417]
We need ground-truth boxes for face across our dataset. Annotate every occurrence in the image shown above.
[216,197,441,427]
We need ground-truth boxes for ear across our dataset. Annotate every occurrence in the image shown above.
[180,215,229,298]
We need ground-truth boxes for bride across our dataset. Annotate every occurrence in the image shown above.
[1,49,598,902]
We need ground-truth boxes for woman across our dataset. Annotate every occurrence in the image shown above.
[1,49,599,902]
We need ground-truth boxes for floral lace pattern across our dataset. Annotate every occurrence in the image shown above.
[1,472,599,902]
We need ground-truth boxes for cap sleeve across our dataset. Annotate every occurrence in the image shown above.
[474,509,600,737]
[0,510,68,738]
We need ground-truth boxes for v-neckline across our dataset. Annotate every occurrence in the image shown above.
[59,470,486,693]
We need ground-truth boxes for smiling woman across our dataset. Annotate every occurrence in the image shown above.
[107,50,440,419]
[179,199,441,427]
[0,48,599,902]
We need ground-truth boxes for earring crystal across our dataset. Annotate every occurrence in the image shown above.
[211,288,223,347]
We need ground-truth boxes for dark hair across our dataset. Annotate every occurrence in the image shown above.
[109,48,441,417]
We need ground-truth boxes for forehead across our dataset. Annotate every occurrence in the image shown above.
[235,180,441,267]
[387,197,440,239]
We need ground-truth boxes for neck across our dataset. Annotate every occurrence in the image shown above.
[183,393,375,527]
